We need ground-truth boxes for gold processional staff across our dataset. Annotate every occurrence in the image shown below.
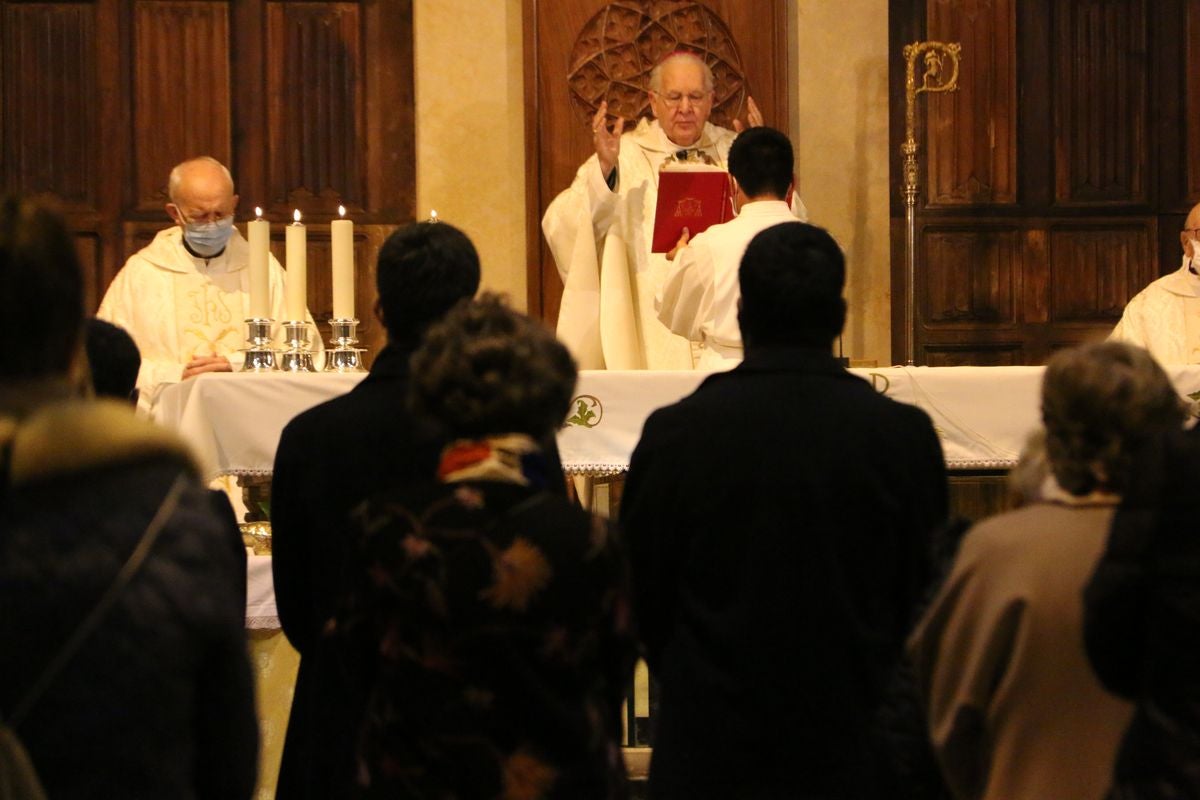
[902,40,961,366]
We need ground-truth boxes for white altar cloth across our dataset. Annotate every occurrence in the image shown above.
[246,553,279,629]
[151,366,1200,477]
[152,371,365,478]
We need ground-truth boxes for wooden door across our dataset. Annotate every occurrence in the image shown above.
[524,0,790,326]
[889,0,1193,365]
[0,0,414,362]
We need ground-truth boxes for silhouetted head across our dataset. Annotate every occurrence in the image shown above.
[0,196,84,380]
[85,318,141,405]
[375,221,481,343]
[738,222,846,351]
[728,126,793,200]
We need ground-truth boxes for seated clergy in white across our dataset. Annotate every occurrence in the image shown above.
[98,156,311,409]
[543,51,806,370]
[657,126,801,370]
[1110,201,1200,363]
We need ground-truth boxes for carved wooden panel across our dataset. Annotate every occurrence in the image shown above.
[1053,0,1148,205]
[924,345,1020,367]
[132,1,232,212]
[925,0,1017,206]
[265,2,364,215]
[1,0,412,371]
[1186,0,1200,199]
[74,233,102,312]
[1048,225,1153,322]
[892,0,1185,365]
[923,227,1018,324]
[568,1,747,131]
[1,3,98,209]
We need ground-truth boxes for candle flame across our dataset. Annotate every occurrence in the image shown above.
[293,209,302,223]
[255,206,263,219]
[338,205,346,218]
[429,209,439,222]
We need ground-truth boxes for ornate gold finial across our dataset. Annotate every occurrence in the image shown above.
[901,40,961,366]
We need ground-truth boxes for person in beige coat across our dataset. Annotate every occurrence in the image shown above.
[908,341,1186,800]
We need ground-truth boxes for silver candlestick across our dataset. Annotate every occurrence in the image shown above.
[324,318,365,372]
[241,318,278,371]
[279,321,317,372]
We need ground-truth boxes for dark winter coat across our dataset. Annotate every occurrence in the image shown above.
[0,390,257,800]
[621,346,948,799]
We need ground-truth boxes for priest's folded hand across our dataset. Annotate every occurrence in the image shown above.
[182,354,232,379]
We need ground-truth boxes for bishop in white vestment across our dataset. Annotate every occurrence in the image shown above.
[543,52,805,370]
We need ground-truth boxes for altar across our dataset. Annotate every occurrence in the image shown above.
[153,364,1200,480]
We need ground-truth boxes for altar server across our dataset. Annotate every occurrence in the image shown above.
[543,51,806,370]
[657,125,800,369]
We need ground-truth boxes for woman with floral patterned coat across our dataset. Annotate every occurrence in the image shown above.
[333,294,636,799]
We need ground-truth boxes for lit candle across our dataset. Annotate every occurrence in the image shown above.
[285,209,307,322]
[331,205,355,319]
[247,207,270,319]
[429,209,439,223]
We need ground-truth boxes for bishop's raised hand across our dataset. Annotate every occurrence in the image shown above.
[733,96,765,133]
[592,102,624,182]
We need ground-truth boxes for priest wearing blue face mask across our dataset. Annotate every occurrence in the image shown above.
[99,156,304,410]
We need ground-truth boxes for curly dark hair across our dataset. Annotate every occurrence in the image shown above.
[1042,341,1185,495]
[410,293,577,439]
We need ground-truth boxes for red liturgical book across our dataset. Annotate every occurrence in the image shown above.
[651,166,732,253]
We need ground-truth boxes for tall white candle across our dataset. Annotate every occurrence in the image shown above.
[331,204,355,319]
[285,209,307,322]
[247,207,270,319]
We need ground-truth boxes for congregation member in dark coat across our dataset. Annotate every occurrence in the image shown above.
[1084,418,1200,799]
[334,294,635,798]
[270,221,482,798]
[0,195,257,799]
[621,221,949,799]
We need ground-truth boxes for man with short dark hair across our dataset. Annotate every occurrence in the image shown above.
[271,221,484,798]
[657,126,800,368]
[85,318,141,405]
[621,222,949,798]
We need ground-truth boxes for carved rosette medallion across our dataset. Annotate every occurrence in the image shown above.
[568,1,747,131]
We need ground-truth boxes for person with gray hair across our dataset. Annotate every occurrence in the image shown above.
[909,341,1186,800]
[543,50,807,371]
[97,156,313,409]
[333,293,635,798]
